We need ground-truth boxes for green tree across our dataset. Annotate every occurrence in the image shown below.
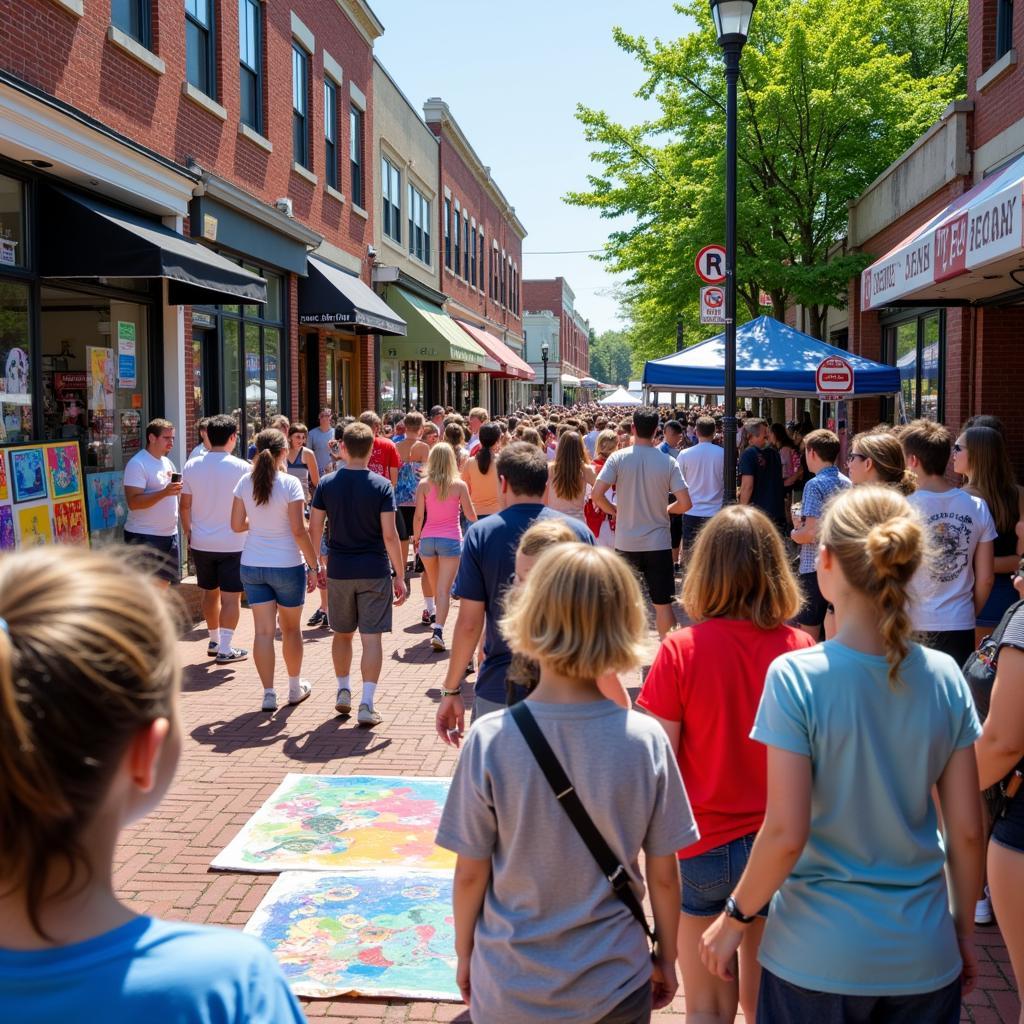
[589,329,634,384]
[567,0,962,359]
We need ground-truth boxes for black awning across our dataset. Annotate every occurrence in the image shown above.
[298,257,406,336]
[39,187,267,305]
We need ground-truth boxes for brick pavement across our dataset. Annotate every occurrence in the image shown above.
[114,581,1020,1022]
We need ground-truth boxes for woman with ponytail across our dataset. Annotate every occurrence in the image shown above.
[0,547,304,1021]
[460,422,502,517]
[846,428,916,496]
[700,486,985,1022]
[231,428,320,712]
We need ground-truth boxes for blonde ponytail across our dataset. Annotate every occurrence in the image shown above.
[820,487,923,687]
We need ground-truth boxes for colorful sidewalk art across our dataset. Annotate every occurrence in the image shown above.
[245,871,459,1000]
[212,774,455,873]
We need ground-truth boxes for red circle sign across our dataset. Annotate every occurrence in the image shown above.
[704,287,724,308]
[815,355,854,395]
[695,244,727,284]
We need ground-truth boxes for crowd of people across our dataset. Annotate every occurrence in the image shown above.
[1,397,1023,1024]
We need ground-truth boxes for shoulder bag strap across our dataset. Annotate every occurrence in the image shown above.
[510,701,657,947]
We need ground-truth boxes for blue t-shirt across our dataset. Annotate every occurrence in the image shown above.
[751,640,981,996]
[311,467,396,580]
[796,465,851,574]
[0,916,305,1023]
[453,503,594,703]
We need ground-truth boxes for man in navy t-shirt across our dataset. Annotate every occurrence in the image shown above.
[738,417,786,532]
[309,421,407,728]
[435,442,593,745]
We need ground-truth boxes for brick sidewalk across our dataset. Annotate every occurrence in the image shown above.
[114,582,1020,1022]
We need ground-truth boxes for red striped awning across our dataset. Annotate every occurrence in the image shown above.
[455,321,535,379]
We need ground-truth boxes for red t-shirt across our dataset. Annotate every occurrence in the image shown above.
[368,437,401,482]
[637,618,815,858]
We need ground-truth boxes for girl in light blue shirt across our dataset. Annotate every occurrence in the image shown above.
[699,485,984,1023]
[0,546,305,1024]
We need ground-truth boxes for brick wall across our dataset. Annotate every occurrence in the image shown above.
[968,0,1024,150]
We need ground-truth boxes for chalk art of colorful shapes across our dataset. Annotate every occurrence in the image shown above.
[211,774,455,874]
[16,503,53,546]
[10,448,47,503]
[245,871,460,1000]
[86,471,126,533]
[0,505,14,550]
[46,443,82,498]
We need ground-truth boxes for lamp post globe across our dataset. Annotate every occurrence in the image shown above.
[709,0,755,504]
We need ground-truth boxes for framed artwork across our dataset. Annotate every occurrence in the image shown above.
[10,447,47,503]
[46,443,82,499]
[16,503,53,546]
[0,451,8,502]
[53,498,88,545]
[0,505,14,550]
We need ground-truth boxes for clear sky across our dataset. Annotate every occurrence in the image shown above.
[369,0,696,334]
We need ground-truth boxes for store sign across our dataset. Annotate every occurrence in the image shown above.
[695,244,727,284]
[117,322,136,390]
[700,285,726,324]
[815,355,855,397]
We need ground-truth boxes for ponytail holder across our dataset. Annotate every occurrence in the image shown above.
[0,617,8,634]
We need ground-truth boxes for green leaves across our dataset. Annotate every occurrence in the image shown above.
[568,0,964,356]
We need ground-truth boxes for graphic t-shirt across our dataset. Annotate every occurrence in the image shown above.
[311,467,396,580]
[437,700,698,1023]
[907,488,997,631]
[123,450,178,537]
[638,619,815,857]
[739,443,785,526]
[454,505,593,703]
[368,437,401,483]
[751,640,981,995]
[596,445,686,552]
[0,916,305,1024]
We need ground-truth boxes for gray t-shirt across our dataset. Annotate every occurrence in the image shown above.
[307,425,335,472]
[596,445,686,552]
[436,700,698,1023]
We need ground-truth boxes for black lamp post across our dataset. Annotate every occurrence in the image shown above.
[710,0,755,504]
[541,340,550,406]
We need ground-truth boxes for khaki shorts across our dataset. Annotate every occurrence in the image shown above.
[327,577,393,634]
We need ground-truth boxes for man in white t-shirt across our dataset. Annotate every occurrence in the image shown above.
[903,419,996,666]
[188,417,210,461]
[307,408,336,473]
[676,415,724,553]
[181,414,251,665]
[123,417,182,587]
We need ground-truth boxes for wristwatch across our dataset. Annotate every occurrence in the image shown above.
[724,895,756,924]
[440,687,463,698]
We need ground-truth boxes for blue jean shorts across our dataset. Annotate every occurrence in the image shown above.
[679,832,767,917]
[240,563,306,608]
[419,536,462,558]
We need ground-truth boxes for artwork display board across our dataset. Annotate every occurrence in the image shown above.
[0,440,88,549]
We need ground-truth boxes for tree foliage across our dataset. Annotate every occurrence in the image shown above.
[567,0,965,361]
[588,329,635,384]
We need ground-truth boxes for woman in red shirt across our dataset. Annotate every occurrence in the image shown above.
[638,505,812,1023]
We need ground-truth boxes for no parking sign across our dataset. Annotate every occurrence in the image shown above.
[700,285,726,324]
[815,355,855,397]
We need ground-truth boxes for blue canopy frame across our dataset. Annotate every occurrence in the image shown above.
[642,316,901,398]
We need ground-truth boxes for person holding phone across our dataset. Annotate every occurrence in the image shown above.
[123,418,182,589]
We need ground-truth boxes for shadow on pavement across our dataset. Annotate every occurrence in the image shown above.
[282,717,393,762]
[190,704,306,752]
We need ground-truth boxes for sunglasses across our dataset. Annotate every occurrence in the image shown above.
[953,443,964,453]
[847,453,867,463]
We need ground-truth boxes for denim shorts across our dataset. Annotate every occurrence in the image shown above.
[679,832,767,917]
[992,790,1024,853]
[419,535,462,558]
[240,563,306,608]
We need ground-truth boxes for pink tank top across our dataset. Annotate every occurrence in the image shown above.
[423,484,462,541]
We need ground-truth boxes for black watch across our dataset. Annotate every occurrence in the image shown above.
[724,895,756,924]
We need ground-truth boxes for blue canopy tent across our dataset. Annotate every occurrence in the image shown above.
[642,316,901,399]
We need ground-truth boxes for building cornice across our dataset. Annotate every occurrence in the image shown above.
[334,0,385,47]
[423,97,527,240]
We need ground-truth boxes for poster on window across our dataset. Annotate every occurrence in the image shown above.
[54,372,87,432]
[87,346,114,469]
[0,343,31,440]
[117,322,137,389]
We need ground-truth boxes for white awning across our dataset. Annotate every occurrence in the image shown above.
[560,373,581,387]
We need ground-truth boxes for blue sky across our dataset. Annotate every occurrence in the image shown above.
[370,0,697,334]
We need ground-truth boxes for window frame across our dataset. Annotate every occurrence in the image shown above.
[112,0,151,49]
[185,0,216,98]
[463,218,470,280]
[881,307,944,423]
[407,183,431,266]
[324,77,339,190]
[997,0,1014,60]
[444,198,451,268]
[292,43,310,169]
[470,224,477,287]
[349,105,365,209]
[382,155,402,244]
[453,206,462,276]
[238,0,263,133]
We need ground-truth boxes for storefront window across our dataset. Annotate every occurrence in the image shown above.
[0,175,26,269]
[0,280,32,443]
[885,310,943,422]
[379,358,400,412]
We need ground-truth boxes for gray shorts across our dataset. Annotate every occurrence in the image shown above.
[327,577,393,634]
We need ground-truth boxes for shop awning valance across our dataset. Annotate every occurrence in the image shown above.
[39,187,267,305]
[380,287,498,369]
[299,257,406,335]
[561,373,582,387]
[861,154,1024,310]
[643,316,900,398]
[455,321,534,379]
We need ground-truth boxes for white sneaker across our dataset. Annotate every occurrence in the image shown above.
[261,690,278,713]
[335,688,352,714]
[357,703,382,726]
[975,887,994,926]
[287,680,312,706]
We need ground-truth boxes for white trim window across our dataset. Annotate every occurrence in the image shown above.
[408,183,431,265]
[382,156,401,243]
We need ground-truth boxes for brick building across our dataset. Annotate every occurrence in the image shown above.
[522,277,591,405]
[843,0,1024,469]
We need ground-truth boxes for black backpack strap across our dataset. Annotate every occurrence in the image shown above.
[510,700,657,947]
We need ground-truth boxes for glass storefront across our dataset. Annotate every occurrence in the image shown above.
[884,309,942,421]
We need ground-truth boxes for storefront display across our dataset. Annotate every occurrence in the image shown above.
[0,439,88,548]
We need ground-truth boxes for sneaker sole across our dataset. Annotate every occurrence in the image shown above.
[335,695,352,715]
[430,638,445,651]
[215,652,249,664]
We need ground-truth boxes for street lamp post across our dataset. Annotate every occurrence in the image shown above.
[541,341,549,406]
[710,0,755,505]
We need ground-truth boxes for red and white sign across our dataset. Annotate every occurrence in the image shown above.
[758,290,771,307]
[861,160,1024,311]
[695,244,727,284]
[815,355,855,397]
[700,285,726,324]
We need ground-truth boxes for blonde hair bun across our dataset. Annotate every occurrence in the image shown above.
[865,518,922,580]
